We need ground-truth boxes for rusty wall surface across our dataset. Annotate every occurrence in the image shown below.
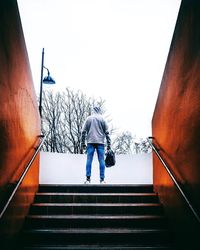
[152,0,200,248]
[0,0,40,249]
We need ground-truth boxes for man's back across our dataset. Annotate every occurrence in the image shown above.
[82,113,107,144]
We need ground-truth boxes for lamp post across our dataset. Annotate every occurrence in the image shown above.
[39,48,56,117]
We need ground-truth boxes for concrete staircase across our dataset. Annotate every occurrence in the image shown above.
[19,184,175,249]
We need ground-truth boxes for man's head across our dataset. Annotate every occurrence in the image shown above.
[93,106,101,114]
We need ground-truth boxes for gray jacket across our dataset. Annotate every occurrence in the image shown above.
[81,113,111,146]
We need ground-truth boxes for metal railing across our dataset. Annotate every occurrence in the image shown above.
[0,133,48,219]
[147,137,200,224]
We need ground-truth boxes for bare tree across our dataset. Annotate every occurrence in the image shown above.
[112,133,152,154]
[42,91,62,152]
[112,131,133,154]
[138,138,152,153]
[41,87,105,153]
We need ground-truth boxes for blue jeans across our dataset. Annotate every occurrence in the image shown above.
[86,143,105,180]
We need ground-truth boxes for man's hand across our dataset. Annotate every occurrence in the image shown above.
[80,143,86,154]
[81,144,87,150]
[107,145,111,151]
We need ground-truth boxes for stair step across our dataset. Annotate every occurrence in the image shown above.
[25,215,166,229]
[17,184,175,249]
[34,193,159,203]
[22,228,171,245]
[38,184,154,193]
[30,203,162,215]
[23,245,175,250]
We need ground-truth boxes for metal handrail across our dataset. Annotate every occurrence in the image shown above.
[147,137,200,224]
[0,133,48,219]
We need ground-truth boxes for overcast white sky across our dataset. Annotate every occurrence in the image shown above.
[17,0,181,138]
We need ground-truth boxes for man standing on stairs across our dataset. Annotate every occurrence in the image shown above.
[81,106,111,184]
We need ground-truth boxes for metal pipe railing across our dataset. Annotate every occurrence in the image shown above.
[147,137,200,224]
[0,133,48,219]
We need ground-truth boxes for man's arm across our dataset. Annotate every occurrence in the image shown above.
[81,120,88,149]
[104,121,111,150]
[105,131,111,150]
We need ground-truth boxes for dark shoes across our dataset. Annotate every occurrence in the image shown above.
[84,176,91,184]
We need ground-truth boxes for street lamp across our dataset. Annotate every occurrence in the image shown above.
[39,48,56,117]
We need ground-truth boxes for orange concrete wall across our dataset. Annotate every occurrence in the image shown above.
[152,0,200,248]
[0,0,40,248]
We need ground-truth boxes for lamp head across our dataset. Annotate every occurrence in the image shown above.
[42,66,56,84]
[43,75,56,84]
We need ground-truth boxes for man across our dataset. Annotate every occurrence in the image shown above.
[81,106,111,184]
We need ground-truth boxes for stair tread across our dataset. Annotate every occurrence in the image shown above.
[27,214,164,219]
[23,245,174,250]
[32,203,161,206]
[38,184,154,193]
[24,228,168,234]
[36,193,157,196]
